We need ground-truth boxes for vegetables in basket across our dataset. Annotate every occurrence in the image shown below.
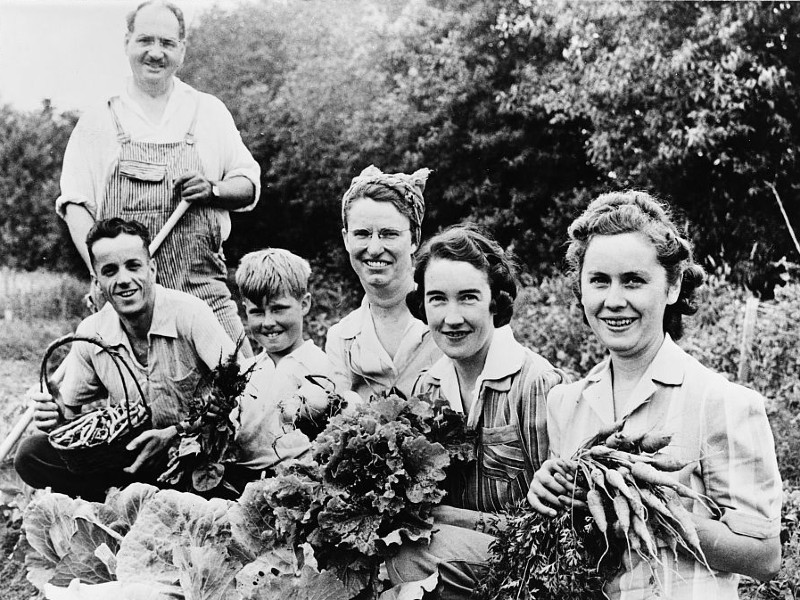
[41,335,152,473]
[48,401,149,449]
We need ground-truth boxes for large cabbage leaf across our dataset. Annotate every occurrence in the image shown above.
[115,489,241,599]
[103,482,159,535]
[230,468,321,559]
[236,544,348,600]
[173,545,242,600]
[22,492,119,588]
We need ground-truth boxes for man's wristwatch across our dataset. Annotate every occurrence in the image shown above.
[210,181,221,201]
[175,419,192,436]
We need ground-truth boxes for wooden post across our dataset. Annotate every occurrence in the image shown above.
[737,297,760,382]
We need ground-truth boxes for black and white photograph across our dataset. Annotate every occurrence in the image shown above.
[0,1,798,598]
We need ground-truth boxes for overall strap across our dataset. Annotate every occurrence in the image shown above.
[107,97,131,144]
[184,94,201,145]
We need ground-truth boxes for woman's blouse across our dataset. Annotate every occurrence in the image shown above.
[325,296,441,402]
[546,334,782,600]
[415,326,568,513]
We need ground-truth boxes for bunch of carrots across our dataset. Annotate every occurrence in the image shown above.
[574,421,720,570]
[49,401,149,449]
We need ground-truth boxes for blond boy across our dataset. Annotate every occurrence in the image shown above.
[230,248,334,476]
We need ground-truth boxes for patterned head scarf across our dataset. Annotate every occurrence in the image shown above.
[341,165,432,245]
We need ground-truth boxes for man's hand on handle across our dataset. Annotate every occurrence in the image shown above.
[173,171,214,204]
[173,172,255,210]
[26,388,63,433]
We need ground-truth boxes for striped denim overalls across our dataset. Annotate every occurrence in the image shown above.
[99,96,249,353]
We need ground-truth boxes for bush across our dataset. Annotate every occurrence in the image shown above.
[511,276,604,381]
[304,259,362,349]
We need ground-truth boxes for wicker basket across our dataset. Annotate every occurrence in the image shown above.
[45,334,152,474]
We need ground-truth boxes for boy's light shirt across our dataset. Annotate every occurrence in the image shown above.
[231,339,335,470]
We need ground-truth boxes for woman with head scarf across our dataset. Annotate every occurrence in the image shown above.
[325,165,442,401]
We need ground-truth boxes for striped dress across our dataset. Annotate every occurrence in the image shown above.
[415,325,569,512]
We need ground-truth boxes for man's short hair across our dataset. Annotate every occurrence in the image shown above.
[86,218,152,267]
[236,248,312,305]
[126,0,186,40]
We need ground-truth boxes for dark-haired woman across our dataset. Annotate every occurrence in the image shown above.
[325,165,442,401]
[527,192,782,598]
[387,224,568,599]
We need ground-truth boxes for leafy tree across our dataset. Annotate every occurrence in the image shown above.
[181,0,403,269]
[0,101,82,272]
[6,0,800,290]
[498,0,800,278]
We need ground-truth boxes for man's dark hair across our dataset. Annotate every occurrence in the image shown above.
[86,218,152,267]
[126,1,186,40]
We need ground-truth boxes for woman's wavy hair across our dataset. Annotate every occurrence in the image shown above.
[566,190,705,340]
[406,224,518,328]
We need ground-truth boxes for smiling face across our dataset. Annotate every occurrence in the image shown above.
[244,292,310,363]
[342,197,416,295]
[125,4,185,90]
[423,258,495,367]
[91,233,157,321]
[580,232,681,363]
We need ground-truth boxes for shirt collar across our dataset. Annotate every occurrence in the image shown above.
[148,285,179,339]
[282,339,323,373]
[120,76,188,126]
[426,325,527,412]
[91,285,176,354]
[337,295,429,343]
[582,334,685,424]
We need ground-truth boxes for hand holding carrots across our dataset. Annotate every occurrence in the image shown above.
[527,458,587,517]
[541,422,717,572]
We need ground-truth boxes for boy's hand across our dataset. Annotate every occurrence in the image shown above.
[296,382,329,417]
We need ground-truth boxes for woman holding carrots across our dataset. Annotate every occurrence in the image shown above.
[527,191,782,598]
[387,225,568,599]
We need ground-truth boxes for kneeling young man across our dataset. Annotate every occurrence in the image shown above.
[15,218,236,500]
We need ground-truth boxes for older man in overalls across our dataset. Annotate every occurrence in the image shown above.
[57,0,260,354]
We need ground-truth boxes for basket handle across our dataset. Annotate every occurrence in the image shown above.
[40,334,151,428]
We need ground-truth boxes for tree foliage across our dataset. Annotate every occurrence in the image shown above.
[0,102,81,272]
[3,1,800,284]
